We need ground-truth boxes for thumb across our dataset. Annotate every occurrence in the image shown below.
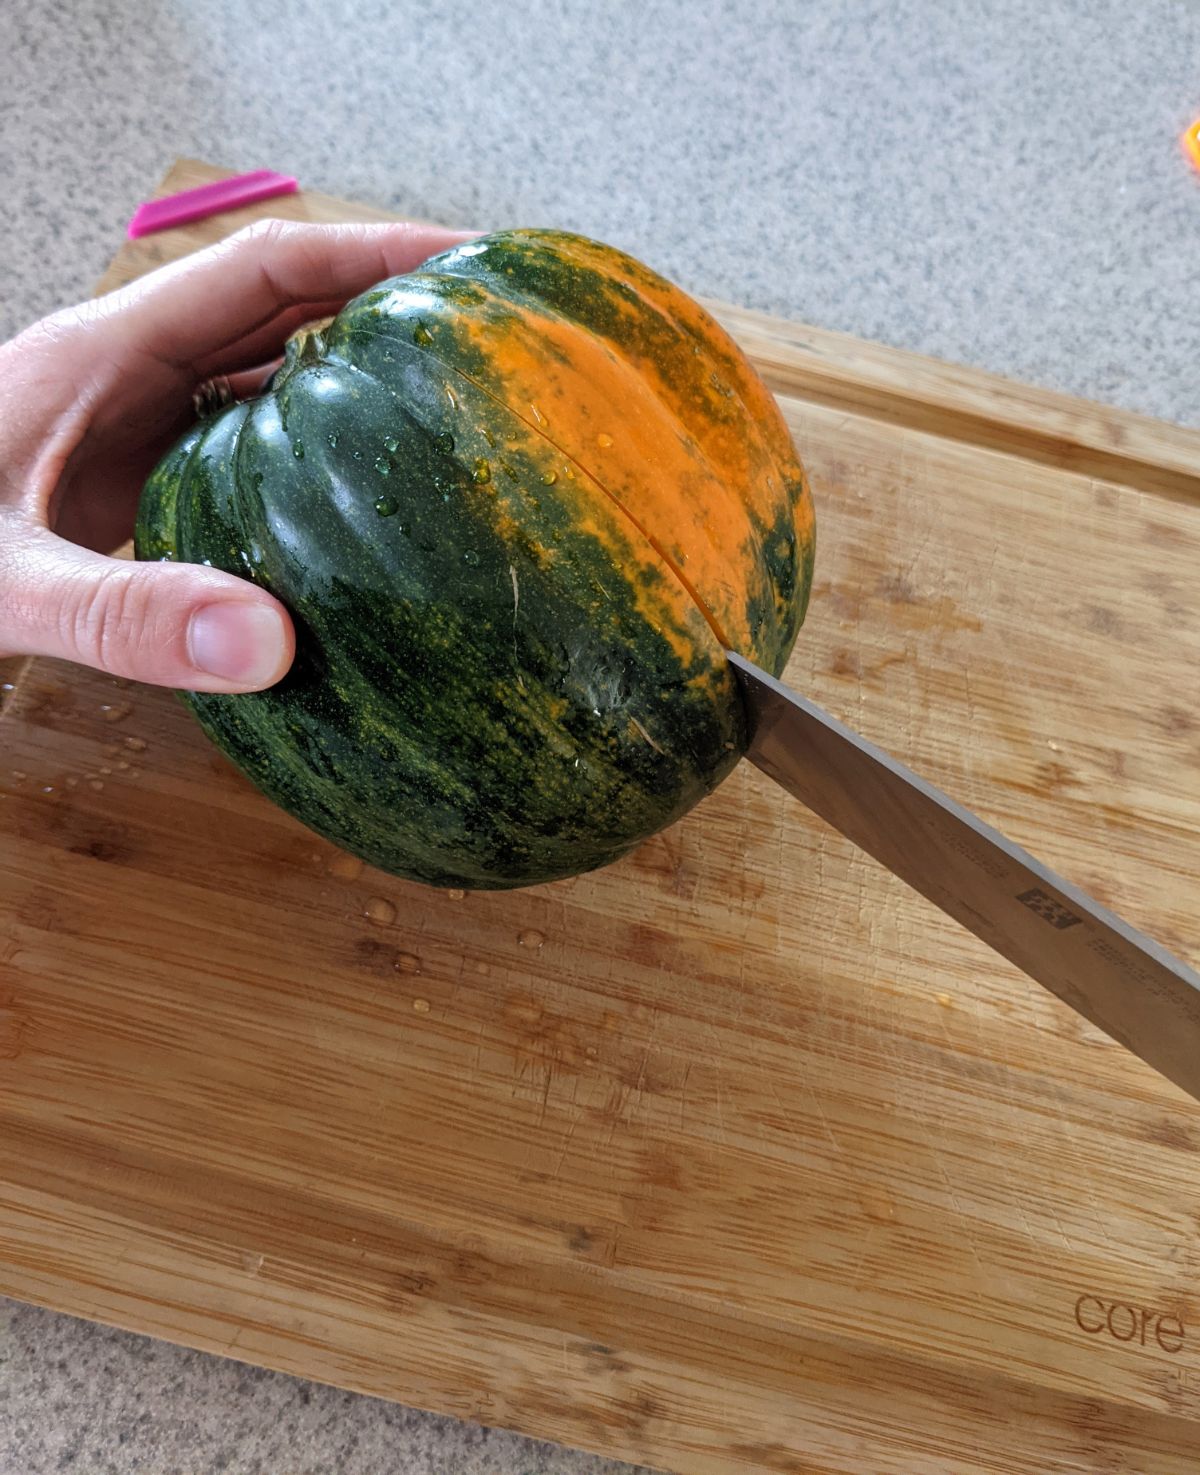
[2,530,294,691]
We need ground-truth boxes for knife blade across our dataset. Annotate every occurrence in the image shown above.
[727,651,1200,1103]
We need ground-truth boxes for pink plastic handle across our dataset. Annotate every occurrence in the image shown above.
[126,170,298,239]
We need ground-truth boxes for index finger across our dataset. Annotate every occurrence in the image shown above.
[100,219,478,371]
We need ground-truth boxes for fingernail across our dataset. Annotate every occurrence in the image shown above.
[188,602,287,687]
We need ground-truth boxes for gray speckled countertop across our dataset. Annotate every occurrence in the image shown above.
[2,2,1199,1472]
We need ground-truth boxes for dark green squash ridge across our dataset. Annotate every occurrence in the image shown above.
[136,229,814,889]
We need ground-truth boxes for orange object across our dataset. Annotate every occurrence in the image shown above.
[1183,118,1200,171]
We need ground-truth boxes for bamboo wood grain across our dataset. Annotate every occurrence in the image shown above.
[1,158,1199,1474]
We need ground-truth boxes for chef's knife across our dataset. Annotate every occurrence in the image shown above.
[728,652,1200,1103]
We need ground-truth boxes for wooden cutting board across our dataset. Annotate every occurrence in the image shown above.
[3,159,1200,1474]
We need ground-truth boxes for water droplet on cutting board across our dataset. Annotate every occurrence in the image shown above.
[328,852,364,882]
[411,997,431,1013]
[65,776,78,789]
[364,896,396,926]
[10,771,27,783]
[99,766,112,776]
[395,952,421,975]
[446,888,466,902]
[518,929,545,950]
[123,736,147,752]
[88,779,104,792]
[858,1185,896,1223]
[100,702,132,724]
[473,959,490,976]
[1,682,14,693]
[116,760,130,772]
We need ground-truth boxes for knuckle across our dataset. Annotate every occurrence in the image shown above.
[63,567,154,672]
[236,217,298,254]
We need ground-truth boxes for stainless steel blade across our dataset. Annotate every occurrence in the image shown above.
[728,651,1200,1102]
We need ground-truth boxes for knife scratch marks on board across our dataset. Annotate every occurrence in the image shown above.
[551,1114,580,1180]
[678,1061,693,1131]
[848,1223,878,1292]
[932,1152,989,1312]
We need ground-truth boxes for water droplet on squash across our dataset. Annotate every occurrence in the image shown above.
[383,435,399,454]
[434,432,455,454]
[293,443,305,460]
[395,952,421,975]
[352,449,363,461]
[499,460,518,481]
[445,385,458,410]
[100,702,131,724]
[411,996,431,1012]
[446,888,466,901]
[482,427,496,446]
[472,459,492,485]
[327,431,339,448]
[374,457,391,477]
[540,470,557,485]
[88,778,104,792]
[463,549,480,567]
[252,472,264,490]
[374,495,399,517]
[328,852,364,882]
[364,896,396,926]
[123,736,147,752]
[529,402,547,427]
[518,928,545,949]
[413,323,434,347]
[596,432,613,448]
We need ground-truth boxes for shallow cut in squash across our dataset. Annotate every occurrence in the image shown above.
[135,229,815,888]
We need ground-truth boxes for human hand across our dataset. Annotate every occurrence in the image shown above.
[0,219,473,690]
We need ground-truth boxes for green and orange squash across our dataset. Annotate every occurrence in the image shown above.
[135,229,815,888]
